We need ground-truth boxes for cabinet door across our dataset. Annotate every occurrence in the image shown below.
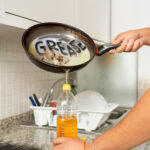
[4,0,78,26]
[76,0,110,41]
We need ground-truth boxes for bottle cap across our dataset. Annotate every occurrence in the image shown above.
[63,84,71,91]
[80,137,86,141]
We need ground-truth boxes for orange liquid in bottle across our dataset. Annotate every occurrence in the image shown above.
[57,115,78,138]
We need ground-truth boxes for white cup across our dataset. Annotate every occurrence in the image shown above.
[33,107,48,126]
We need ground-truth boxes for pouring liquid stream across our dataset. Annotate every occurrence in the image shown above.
[65,69,69,84]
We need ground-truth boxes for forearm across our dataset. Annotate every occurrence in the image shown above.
[91,89,150,150]
[139,28,150,45]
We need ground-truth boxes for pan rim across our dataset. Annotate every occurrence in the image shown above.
[22,22,96,70]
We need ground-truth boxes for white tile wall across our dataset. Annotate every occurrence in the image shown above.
[138,46,150,98]
[111,0,150,100]
[0,39,64,120]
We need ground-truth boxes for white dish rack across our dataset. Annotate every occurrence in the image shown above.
[30,103,119,131]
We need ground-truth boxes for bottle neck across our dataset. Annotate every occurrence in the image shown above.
[57,87,77,115]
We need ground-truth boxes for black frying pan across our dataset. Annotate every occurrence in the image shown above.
[22,22,120,73]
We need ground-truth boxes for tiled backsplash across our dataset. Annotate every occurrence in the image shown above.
[0,39,64,120]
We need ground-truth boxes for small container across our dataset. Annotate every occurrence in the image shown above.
[31,106,48,126]
[30,106,57,127]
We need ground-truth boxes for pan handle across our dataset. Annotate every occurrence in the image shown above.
[93,38,121,56]
[96,43,121,56]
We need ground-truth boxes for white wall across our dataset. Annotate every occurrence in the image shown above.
[76,0,112,101]
[110,0,138,107]
[77,0,137,107]
[111,0,150,102]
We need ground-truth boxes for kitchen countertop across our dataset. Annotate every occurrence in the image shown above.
[0,125,150,150]
[0,125,98,150]
[0,110,150,150]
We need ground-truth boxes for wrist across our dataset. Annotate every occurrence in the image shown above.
[138,28,150,45]
[85,142,93,150]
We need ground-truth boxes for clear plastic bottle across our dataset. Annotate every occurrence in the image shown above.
[57,83,78,138]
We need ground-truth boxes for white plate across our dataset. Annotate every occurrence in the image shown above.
[75,90,108,112]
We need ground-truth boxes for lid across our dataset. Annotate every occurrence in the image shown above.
[80,137,86,141]
[62,84,71,91]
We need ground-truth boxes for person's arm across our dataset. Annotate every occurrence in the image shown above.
[52,28,150,150]
[110,27,150,53]
[89,88,150,150]
[53,89,150,150]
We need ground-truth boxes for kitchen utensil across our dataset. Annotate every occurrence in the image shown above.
[42,93,50,106]
[33,93,41,106]
[22,22,120,73]
[29,96,37,106]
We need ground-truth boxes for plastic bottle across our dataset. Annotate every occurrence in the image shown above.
[57,83,78,138]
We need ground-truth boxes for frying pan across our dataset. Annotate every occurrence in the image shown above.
[22,22,120,73]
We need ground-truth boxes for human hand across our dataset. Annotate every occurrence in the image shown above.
[109,29,144,54]
[52,137,93,150]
